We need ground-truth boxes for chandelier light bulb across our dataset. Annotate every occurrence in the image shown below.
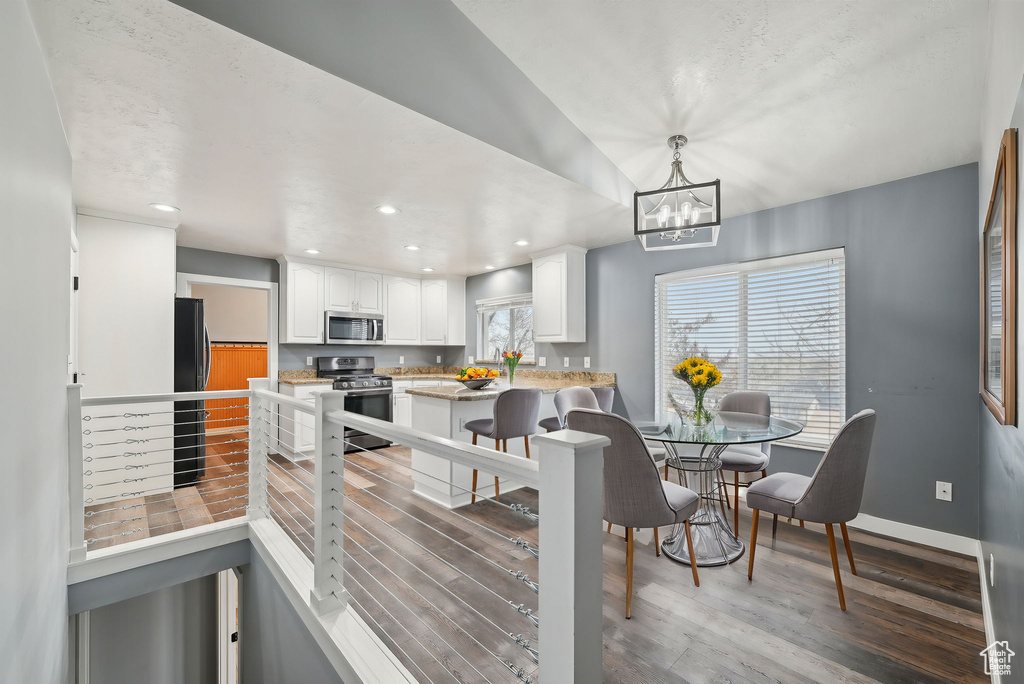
[657,204,670,228]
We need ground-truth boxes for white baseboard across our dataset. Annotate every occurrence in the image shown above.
[976,541,1000,684]
[846,513,977,556]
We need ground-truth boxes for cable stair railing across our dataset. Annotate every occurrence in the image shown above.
[67,379,608,683]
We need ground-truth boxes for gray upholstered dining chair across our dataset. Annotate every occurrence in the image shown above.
[566,409,701,618]
[717,391,773,535]
[591,387,615,412]
[538,386,603,432]
[466,388,542,503]
[745,409,877,611]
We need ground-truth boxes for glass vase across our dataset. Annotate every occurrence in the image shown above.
[506,363,516,387]
[669,390,715,430]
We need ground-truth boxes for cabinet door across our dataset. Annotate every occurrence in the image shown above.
[287,263,325,343]
[383,276,421,344]
[354,272,383,314]
[420,279,448,344]
[393,393,412,427]
[533,254,566,340]
[325,267,356,311]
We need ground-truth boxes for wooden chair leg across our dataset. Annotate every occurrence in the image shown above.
[826,523,847,610]
[625,527,634,618]
[684,520,699,587]
[747,509,760,580]
[761,469,768,478]
[654,527,660,556]
[799,519,805,528]
[607,522,612,533]
[663,464,668,480]
[471,433,478,503]
[733,472,740,534]
[840,522,857,575]
[524,436,531,459]
[493,439,502,502]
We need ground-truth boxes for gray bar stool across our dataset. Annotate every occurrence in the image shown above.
[539,386,604,432]
[466,388,542,502]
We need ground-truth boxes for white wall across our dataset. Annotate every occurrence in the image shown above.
[0,2,74,681]
[191,283,268,343]
[77,213,176,397]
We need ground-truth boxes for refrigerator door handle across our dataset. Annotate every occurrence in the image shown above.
[202,324,212,390]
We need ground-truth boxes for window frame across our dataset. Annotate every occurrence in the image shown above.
[476,293,535,364]
[654,248,846,450]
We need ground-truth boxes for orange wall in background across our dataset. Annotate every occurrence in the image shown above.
[206,344,267,430]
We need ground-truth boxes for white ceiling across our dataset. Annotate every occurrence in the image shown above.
[29,0,631,275]
[454,0,989,218]
[31,0,990,276]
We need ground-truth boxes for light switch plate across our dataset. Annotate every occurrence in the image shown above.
[935,481,952,501]
[306,356,313,366]
[399,355,405,365]
[436,355,442,364]
[468,356,475,364]
[538,357,546,367]
[563,357,570,368]
[584,357,591,368]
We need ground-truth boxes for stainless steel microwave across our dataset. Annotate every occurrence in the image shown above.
[324,310,384,345]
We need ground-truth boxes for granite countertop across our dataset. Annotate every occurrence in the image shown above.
[277,370,333,386]
[405,373,616,402]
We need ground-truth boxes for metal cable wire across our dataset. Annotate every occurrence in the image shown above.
[82,403,250,420]
[257,417,301,439]
[85,429,211,448]
[347,447,538,521]
[342,572,453,684]
[333,452,537,570]
[84,504,248,544]
[85,437,249,460]
[340,534,500,684]
[265,481,315,527]
[339,507,534,647]
[84,493,250,531]
[82,414,248,434]
[85,470,247,504]
[265,458,315,495]
[87,459,249,487]
[85,483,248,516]
[261,502,315,559]
[86,449,249,475]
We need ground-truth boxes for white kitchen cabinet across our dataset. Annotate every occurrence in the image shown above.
[325,267,382,314]
[393,392,412,427]
[532,245,587,343]
[421,277,466,345]
[278,383,329,459]
[281,260,325,344]
[383,275,421,344]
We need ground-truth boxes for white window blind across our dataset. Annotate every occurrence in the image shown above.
[655,249,846,449]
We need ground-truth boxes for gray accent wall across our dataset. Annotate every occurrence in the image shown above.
[241,551,344,684]
[1,2,74,682]
[467,164,981,537]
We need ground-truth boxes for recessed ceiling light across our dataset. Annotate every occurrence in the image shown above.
[421,267,435,272]
[404,245,420,251]
[513,240,529,247]
[304,249,321,255]
[484,265,495,270]
[150,203,179,213]
[377,205,399,215]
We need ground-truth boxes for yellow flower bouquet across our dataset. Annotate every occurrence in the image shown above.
[671,357,722,427]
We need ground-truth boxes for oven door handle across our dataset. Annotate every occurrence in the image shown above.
[342,389,393,397]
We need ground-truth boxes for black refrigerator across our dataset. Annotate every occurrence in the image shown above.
[174,297,210,488]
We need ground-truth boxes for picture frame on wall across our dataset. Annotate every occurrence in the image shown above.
[981,127,1018,426]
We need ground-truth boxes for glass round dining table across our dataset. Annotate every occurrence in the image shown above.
[637,412,803,567]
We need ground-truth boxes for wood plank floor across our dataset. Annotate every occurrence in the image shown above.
[87,431,989,682]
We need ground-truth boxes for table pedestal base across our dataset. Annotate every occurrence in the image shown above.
[662,507,745,566]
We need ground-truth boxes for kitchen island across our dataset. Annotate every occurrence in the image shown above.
[406,371,615,508]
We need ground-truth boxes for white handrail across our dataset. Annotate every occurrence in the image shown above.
[81,388,252,406]
[255,388,316,414]
[324,408,540,488]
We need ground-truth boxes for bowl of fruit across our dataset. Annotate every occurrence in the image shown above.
[456,367,500,390]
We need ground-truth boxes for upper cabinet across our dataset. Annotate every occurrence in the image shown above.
[421,277,466,346]
[279,256,465,346]
[383,275,421,345]
[281,261,325,344]
[532,245,587,343]
[325,267,382,314]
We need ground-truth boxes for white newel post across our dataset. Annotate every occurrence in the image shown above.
[311,391,348,615]
[248,378,270,520]
[67,384,87,563]
[534,429,609,683]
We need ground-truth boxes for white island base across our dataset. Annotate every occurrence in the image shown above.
[409,390,556,509]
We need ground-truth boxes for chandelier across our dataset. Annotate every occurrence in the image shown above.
[634,135,721,251]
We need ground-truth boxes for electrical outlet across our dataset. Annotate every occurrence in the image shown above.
[584,357,591,368]
[468,356,475,364]
[436,355,442,364]
[306,356,313,366]
[935,481,952,502]
[563,357,570,368]
[399,355,405,365]
[538,356,546,367]
[990,553,996,587]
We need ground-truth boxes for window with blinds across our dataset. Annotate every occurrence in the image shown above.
[655,248,846,448]
[476,294,535,363]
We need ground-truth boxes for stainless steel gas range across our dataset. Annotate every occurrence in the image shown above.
[316,356,393,452]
